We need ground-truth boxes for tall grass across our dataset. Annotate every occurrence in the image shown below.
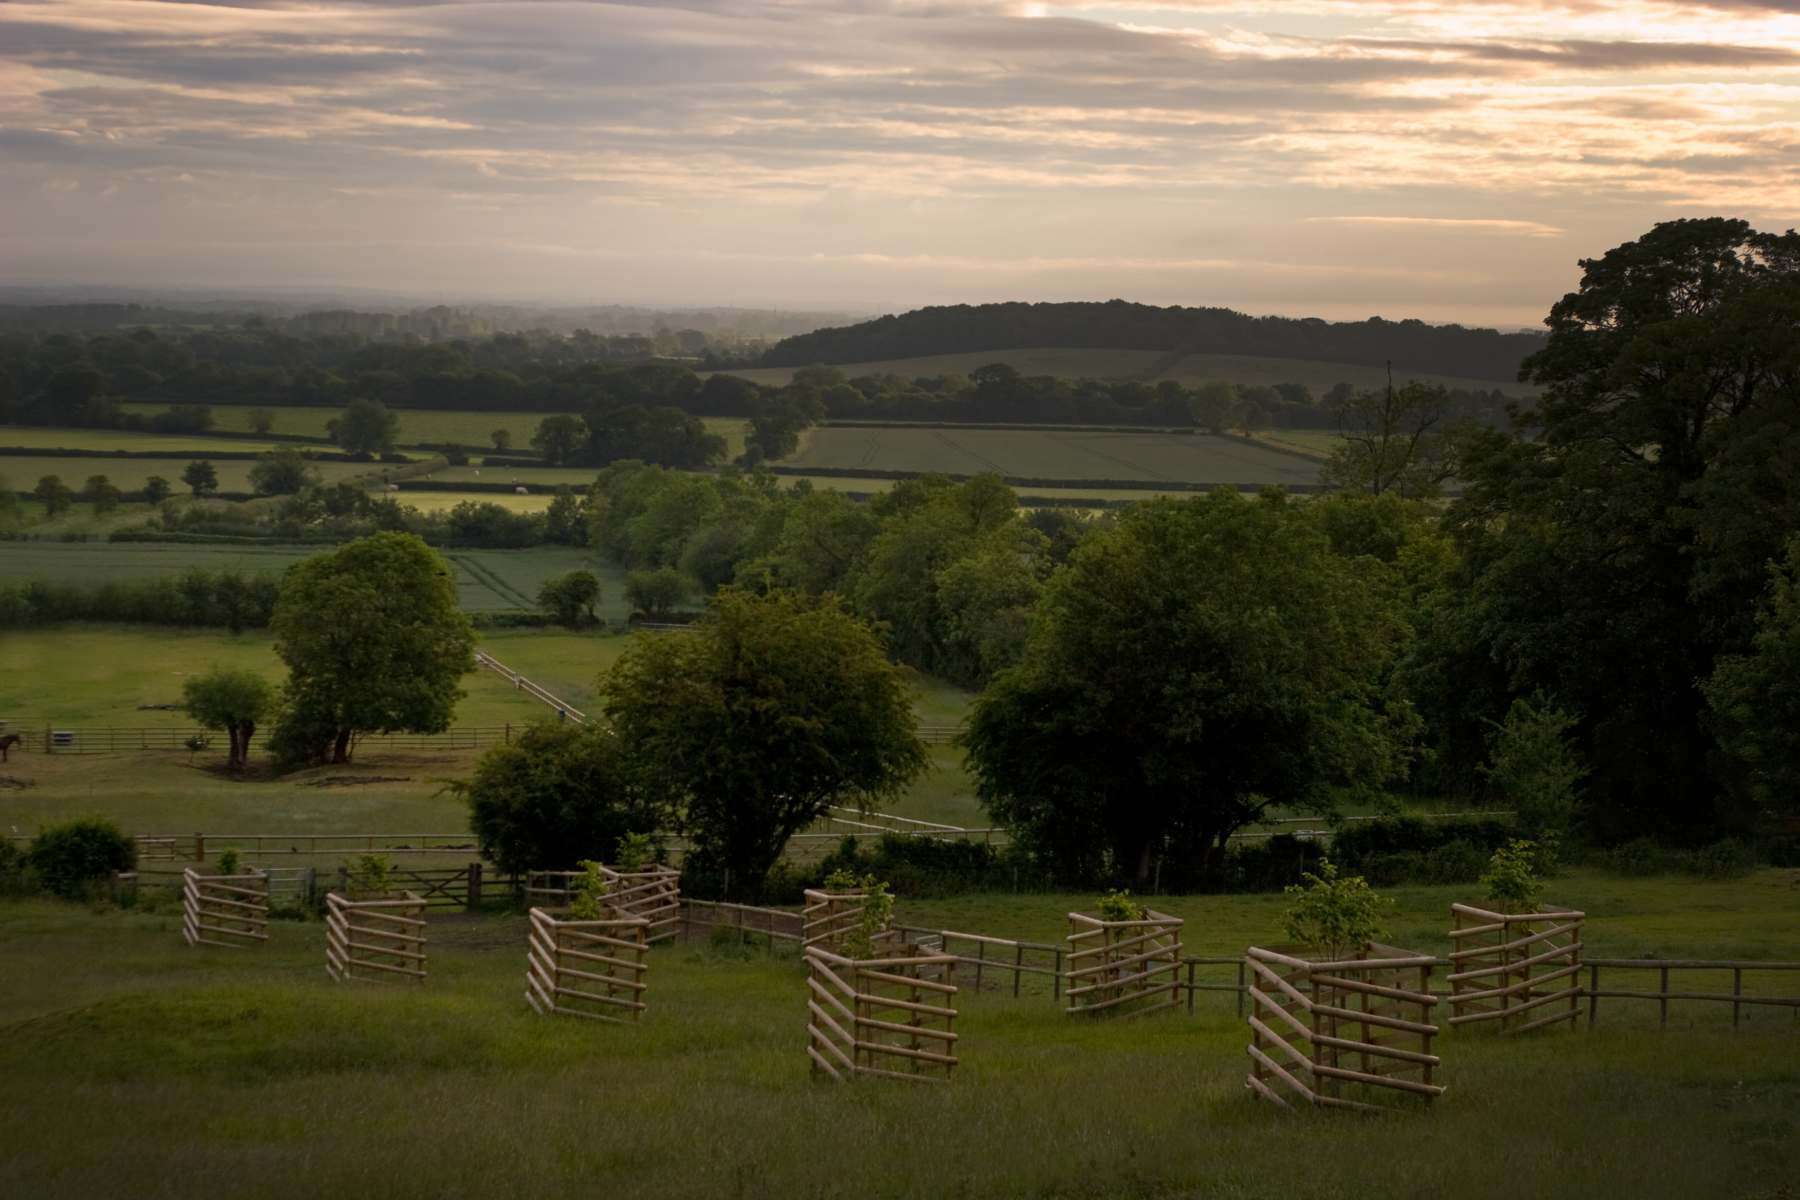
[0,895,1793,1199]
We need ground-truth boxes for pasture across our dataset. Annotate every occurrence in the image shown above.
[784,426,1323,488]
[0,875,1793,1199]
[718,347,1529,397]
[0,453,379,494]
[0,543,621,615]
[116,406,752,458]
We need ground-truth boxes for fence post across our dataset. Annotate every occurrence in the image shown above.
[975,941,985,991]
[194,832,205,863]
[1013,943,1023,998]
[467,862,482,911]
[303,865,317,908]
[1236,959,1246,1019]
[1588,963,1599,1028]
[1733,968,1742,1029]
[336,865,348,897]
[1186,961,1195,1015]
[1660,965,1670,1028]
[1053,948,1062,1001]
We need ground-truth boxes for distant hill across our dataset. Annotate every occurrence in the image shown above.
[760,300,1545,384]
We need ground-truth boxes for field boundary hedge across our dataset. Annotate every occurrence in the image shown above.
[0,445,414,464]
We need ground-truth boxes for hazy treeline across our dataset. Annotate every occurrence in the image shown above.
[761,300,1545,382]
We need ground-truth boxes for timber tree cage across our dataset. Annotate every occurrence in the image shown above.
[181,866,269,949]
[1245,943,1445,1113]
[325,890,427,984]
[1064,909,1185,1017]
[1447,902,1586,1034]
[806,943,960,1083]
[525,905,651,1023]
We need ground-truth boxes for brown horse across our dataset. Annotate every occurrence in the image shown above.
[0,733,19,762]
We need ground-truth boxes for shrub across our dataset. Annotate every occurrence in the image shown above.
[614,831,658,871]
[1281,858,1388,959]
[1690,839,1757,880]
[1480,839,1545,912]
[28,818,136,900]
[0,838,33,895]
[215,848,242,876]
[1483,692,1585,843]
[568,860,610,920]
[345,853,395,899]
[1096,889,1146,921]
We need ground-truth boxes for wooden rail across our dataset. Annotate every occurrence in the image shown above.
[802,888,878,950]
[474,650,588,724]
[326,892,427,984]
[1065,909,1185,1018]
[680,899,804,943]
[1583,959,1800,1028]
[181,867,269,949]
[1448,903,1585,1034]
[525,906,650,1023]
[526,865,681,943]
[1246,943,1445,1114]
[806,945,960,1083]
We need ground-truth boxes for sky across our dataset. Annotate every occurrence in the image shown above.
[2,0,1797,328]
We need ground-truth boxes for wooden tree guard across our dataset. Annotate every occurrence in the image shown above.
[600,866,681,945]
[325,891,427,984]
[806,945,959,1083]
[1064,909,1184,1016]
[1245,943,1445,1114]
[181,867,269,949]
[802,888,887,950]
[525,906,651,1023]
[524,865,681,945]
[1447,903,1585,1033]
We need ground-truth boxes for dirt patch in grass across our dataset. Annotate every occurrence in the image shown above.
[0,776,34,790]
[301,775,414,788]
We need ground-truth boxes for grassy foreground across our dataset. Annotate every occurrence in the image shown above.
[0,886,1793,1199]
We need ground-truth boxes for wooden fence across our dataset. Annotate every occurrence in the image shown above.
[1447,903,1585,1033]
[1584,959,1800,1027]
[801,888,875,950]
[181,867,269,949]
[806,945,961,1083]
[526,866,681,944]
[1065,909,1185,1017]
[325,892,427,984]
[680,899,804,944]
[525,906,650,1023]
[1246,943,1445,1114]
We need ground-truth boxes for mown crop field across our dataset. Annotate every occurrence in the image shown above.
[0,454,377,493]
[114,406,752,458]
[718,347,1530,397]
[0,427,285,454]
[0,543,620,615]
[0,875,1792,1199]
[784,426,1323,488]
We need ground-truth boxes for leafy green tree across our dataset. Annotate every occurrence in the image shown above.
[604,589,925,899]
[248,447,315,496]
[328,398,400,456]
[624,567,692,618]
[0,476,19,528]
[543,485,586,545]
[963,491,1413,886]
[491,428,512,451]
[182,460,218,497]
[142,475,172,505]
[182,666,276,769]
[33,474,73,516]
[248,408,276,434]
[741,489,881,595]
[1704,535,1800,818]
[538,569,602,626]
[1282,858,1388,959]
[1432,218,1800,840]
[1483,692,1585,843]
[268,532,476,765]
[1321,380,1461,499]
[82,474,121,515]
[532,414,588,465]
[450,722,668,875]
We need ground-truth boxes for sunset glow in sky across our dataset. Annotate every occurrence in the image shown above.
[3,0,1797,325]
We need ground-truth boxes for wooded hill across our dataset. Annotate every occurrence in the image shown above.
[761,300,1545,383]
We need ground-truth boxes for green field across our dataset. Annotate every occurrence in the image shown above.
[785,427,1322,487]
[720,347,1529,397]
[0,874,1792,1198]
[0,543,620,615]
[0,427,284,454]
[112,407,751,458]
[0,454,379,493]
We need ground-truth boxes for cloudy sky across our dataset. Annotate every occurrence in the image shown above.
[2,0,1796,326]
